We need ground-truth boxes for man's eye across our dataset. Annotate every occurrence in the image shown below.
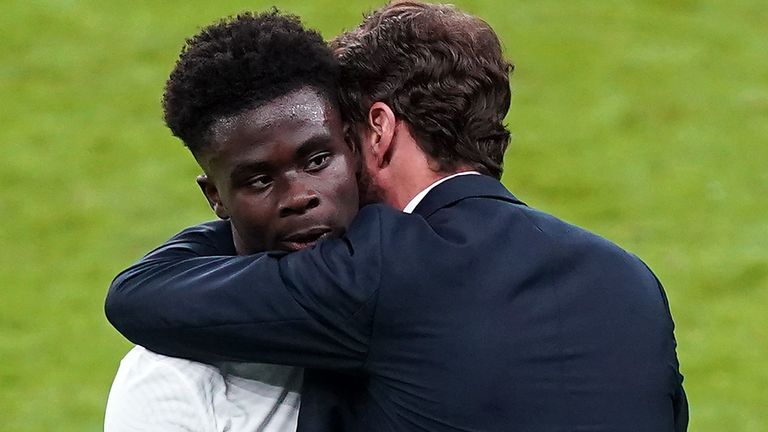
[248,175,273,190]
[306,152,331,171]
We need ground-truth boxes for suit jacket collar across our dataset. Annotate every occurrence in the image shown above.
[411,174,525,218]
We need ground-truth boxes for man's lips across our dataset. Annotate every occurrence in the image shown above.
[279,226,333,251]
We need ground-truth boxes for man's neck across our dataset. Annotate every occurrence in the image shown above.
[385,172,443,211]
[384,166,478,211]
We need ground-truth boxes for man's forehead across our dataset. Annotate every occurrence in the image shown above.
[211,87,331,141]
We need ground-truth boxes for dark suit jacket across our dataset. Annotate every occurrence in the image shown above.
[106,174,687,431]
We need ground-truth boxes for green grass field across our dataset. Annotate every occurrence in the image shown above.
[2,1,766,430]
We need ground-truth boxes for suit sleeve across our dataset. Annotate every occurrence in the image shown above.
[673,381,688,432]
[647,269,688,431]
[105,207,385,370]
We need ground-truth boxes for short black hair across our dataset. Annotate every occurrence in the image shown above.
[163,10,339,155]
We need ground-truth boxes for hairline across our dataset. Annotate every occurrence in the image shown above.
[189,84,342,167]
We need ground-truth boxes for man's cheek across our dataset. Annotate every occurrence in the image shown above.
[335,175,359,204]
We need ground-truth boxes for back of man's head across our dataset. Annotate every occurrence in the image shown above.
[332,1,513,179]
[163,10,339,158]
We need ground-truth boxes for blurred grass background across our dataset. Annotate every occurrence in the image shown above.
[1,0,765,430]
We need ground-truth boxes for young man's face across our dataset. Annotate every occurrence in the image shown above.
[197,87,359,254]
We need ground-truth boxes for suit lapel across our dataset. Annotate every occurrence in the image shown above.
[412,174,525,218]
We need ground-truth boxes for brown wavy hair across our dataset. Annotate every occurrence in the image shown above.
[331,1,513,179]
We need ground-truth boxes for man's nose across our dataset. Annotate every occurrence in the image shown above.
[278,181,320,217]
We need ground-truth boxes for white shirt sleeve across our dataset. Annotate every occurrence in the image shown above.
[104,346,219,432]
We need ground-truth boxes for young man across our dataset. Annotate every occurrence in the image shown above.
[107,2,688,431]
[104,11,358,431]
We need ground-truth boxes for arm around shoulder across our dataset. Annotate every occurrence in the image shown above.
[105,207,388,369]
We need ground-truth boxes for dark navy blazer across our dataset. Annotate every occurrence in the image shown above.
[106,175,687,431]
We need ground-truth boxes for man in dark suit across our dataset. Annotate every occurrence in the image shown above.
[107,2,687,431]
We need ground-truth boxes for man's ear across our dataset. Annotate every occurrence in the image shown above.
[366,102,397,168]
[196,174,230,220]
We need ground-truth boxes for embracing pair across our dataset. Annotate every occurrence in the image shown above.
[105,2,687,431]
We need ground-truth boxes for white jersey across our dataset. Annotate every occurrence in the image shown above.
[104,346,301,432]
